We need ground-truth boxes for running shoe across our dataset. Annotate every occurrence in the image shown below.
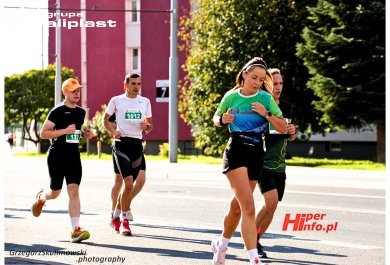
[257,242,267,258]
[211,239,227,265]
[128,210,134,221]
[120,219,132,236]
[31,189,45,217]
[110,218,121,233]
[250,257,267,265]
[71,227,90,243]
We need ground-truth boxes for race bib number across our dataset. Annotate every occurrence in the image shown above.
[125,109,142,120]
[66,130,81,143]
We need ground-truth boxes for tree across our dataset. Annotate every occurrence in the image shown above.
[4,64,75,148]
[179,0,317,155]
[90,104,113,158]
[296,0,385,162]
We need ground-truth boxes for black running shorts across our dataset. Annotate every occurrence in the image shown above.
[47,148,82,190]
[258,169,286,201]
[112,137,143,180]
[113,153,146,176]
[222,137,264,181]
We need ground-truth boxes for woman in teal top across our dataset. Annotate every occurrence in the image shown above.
[211,57,286,265]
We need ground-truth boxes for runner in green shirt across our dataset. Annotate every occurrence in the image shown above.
[255,68,298,258]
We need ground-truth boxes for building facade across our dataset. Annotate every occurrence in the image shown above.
[287,125,377,161]
[48,0,192,154]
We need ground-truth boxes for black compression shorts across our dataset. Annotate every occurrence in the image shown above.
[258,168,286,201]
[47,148,82,190]
[112,137,143,181]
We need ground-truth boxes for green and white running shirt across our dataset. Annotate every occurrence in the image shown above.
[216,89,282,141]
[263,100,294,172]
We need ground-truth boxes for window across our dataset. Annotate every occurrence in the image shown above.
[133,48,139,70]
[329,142,342,152]
[131,0,138,22]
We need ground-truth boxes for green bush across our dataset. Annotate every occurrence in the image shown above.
[159,143,169,157]
[158,143,181,157]
[90,104,113,145]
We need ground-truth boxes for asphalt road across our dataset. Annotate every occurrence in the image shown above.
[3,151,386,265]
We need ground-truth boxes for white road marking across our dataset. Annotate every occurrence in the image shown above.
[286,190,384,199]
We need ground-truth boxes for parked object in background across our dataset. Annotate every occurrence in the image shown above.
[7,133,14,148]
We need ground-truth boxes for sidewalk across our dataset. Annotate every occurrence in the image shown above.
[3,138,385,191]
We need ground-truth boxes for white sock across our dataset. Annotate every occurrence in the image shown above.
[121,211,130,220]
[218,236,230,250]
[71,217,80,230]
[247,248,258,260]
[38,191,46,202]
[113,209,121,219]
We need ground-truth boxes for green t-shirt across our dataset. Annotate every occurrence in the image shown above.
[263,100,293,172]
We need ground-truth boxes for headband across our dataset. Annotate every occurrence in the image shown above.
[245,63,267,71]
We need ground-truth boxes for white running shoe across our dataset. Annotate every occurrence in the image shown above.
[211,239,227,265]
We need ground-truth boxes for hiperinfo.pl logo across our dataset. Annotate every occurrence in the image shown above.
[282,213,338,233]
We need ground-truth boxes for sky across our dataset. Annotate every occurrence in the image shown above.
[3,0,49,76]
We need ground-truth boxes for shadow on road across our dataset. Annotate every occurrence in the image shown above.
[5,242,84,255]
[4,214,23,219]
[4,207,98,217]
[269,245,346,258]
[5,257,70,265]
[69,223,345,263]
[133,222,246,249]
[134,222,241,237]
[79,241,248,262]
[132,223,348,264]
[263,257,338,265]
[5,242,83,264]
[4,218,349,264]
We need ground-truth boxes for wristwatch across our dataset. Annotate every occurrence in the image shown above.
[265,111,272,118]
[219,115,227,126]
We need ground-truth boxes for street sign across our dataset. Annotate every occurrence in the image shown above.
[156,80,169,103]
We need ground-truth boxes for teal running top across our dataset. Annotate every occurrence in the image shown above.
[216,89,283,142]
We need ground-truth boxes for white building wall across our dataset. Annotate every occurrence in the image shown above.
[125,0,141,74]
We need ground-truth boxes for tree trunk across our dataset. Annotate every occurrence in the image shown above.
[20,128,25,147]
[97,140,102,159]
[376,119,385,163]
[36,142,41,155]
